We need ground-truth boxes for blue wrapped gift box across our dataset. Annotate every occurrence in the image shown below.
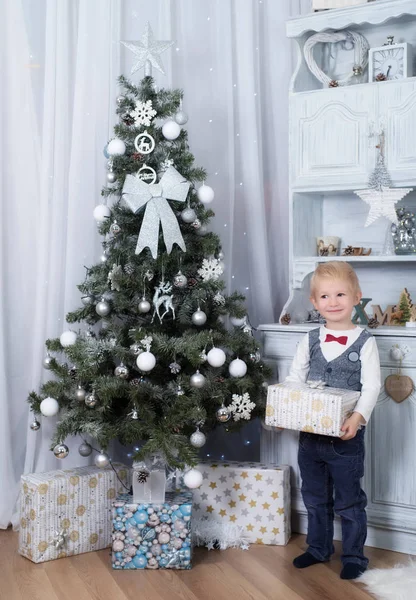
[111,491,193,570]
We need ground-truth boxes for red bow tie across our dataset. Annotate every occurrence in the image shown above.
[325,333,348,345]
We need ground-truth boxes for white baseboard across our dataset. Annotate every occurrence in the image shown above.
[293,510,416,556]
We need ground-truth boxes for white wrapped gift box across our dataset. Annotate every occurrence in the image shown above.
[18,463,130,563]
[193,461,291,546]
[266,381,360,436]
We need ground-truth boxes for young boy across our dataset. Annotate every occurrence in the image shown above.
[286,261,381,580]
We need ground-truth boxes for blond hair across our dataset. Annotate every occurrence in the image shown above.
[310,261,361,297]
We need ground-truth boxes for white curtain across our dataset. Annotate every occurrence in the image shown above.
[2,0,311,528]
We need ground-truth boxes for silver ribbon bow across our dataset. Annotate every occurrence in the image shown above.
[122,166,190,259]
[306,380,327,390]
[53,528,68,550]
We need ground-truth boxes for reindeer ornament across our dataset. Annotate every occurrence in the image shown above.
[152,280,175,323]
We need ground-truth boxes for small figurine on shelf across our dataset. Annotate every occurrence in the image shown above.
[305,309,326,324]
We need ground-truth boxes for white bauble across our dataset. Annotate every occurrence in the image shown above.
[136,351,156,372]
[229,358,247,378]
[230,316,246,327]
[95,452,110,468]
[197,185,214,205]
[107,138,126,156]
[40,397,59,417]
[183,468,203,489]
[207,347,226,367]
[93,204,111,223]
[162,120,181,140]
[190,429,206,448]
[138,298,151,314]
[60,330,77,347]
[192,309,207,326]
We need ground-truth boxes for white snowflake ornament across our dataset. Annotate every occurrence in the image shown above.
[197,258,224,282]
[229,392,256,421]
[131,100,157,127]
[108,264,123,291]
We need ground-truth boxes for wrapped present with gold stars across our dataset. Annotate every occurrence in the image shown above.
[192,461,291,546]
[18,463,131,563]
[266,381,360,437]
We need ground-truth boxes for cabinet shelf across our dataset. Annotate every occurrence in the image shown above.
[286,0,416,38]
[296,255,416,263]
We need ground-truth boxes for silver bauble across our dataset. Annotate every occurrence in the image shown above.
[78,442,93,457]
[107,171,117,184]
[249,350,261,363]
[190,370,206,388]
[191,218,201,229]
[114,363,129,379]
[81,294,94,306]
[192,309,207,326]
[75,385,87,402]
[85,392,97,408]
[30,419,41,431]
[110,220,121,235]
[216,405,231,423]
[116,95,125,106]
[196,224,208,236]
[181,207,197,223]
[138,298,151,313]
[190,429,206,448]
[95,452,110,468]
[174,110,189,125]
[96,299,111,317]
[173,271,188,288]
[43,354,53,369]
[100,251,108,263]
[53,443,69,459]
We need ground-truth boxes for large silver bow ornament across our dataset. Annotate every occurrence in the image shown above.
[122,166,190,259]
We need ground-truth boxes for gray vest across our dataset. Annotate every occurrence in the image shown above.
[308,327,372,391]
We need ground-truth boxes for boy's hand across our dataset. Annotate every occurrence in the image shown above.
[340,412,363,440]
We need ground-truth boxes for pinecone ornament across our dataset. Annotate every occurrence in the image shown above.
[376,73,387,82]
[136,469,150,484]
[367,317,380,329]
[329,80,339,88]
[132,152,143,161]
[281,313,291,325]
[343,246,355,256]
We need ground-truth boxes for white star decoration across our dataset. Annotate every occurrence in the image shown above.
[354,187,413,227]
[121,22,174,76]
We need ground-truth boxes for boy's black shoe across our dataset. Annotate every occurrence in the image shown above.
[340,563,367,580]
[293,552,326,569]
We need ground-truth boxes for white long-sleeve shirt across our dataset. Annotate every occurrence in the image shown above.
[285,326,381,424]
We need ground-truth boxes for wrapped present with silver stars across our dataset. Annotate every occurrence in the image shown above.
[18,463,131,563]
[192,461,291,546]
[266,381,360,437]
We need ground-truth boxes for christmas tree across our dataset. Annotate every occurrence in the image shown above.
[28,24,269,471]
[398,288,412,324]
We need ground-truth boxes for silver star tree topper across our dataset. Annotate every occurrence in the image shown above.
[121,22,174,77]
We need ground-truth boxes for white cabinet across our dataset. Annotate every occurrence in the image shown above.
[259,0,416,555]
[291,86,376,190]
[380,80,416,185]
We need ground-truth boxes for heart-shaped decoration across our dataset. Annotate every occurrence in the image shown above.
[385,375,414,403]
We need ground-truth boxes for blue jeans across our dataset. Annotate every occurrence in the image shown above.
[298,428,368,568]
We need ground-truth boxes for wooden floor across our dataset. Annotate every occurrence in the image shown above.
[0,529,410,600]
